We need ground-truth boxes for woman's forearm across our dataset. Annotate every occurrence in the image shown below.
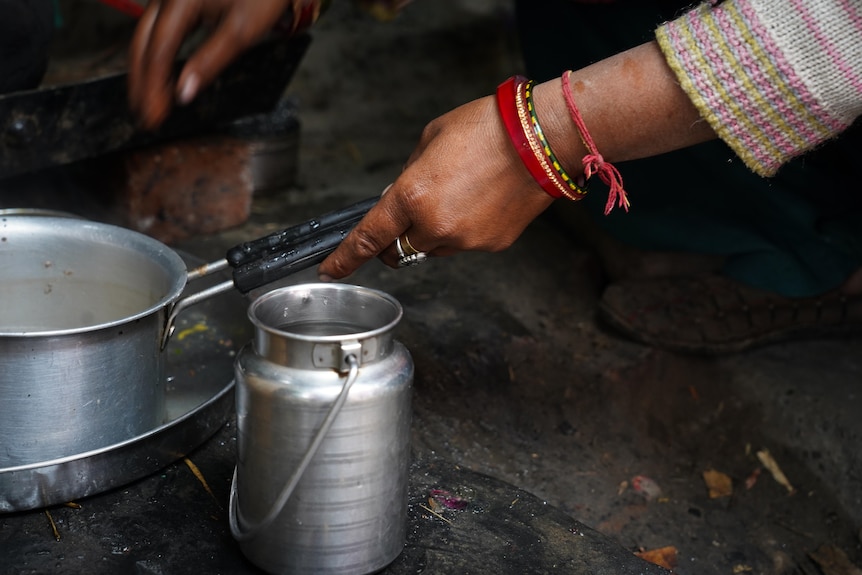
[530,40,717,178]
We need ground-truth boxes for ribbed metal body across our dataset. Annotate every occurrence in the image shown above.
[232,284,413,575]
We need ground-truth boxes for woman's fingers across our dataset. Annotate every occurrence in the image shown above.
[320,190,415,279]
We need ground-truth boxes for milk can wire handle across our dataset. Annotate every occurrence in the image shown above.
[229,353,360,541]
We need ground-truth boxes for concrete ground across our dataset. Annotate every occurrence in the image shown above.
[2,1,861,574]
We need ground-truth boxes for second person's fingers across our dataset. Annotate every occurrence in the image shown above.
[128,1,161,120]
[132,0,203,129]
[175,2,290,105]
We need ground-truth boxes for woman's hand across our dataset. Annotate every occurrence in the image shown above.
[317,93,557,280]
[318,41,717,280]
[128,0,297,130]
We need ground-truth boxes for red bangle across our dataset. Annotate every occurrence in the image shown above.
[496,75,584,201]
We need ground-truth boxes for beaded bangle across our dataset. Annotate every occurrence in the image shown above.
[496,75,587,201]
[524,80,587,200]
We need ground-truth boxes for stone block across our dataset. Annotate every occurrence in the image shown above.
[113,136,256,245]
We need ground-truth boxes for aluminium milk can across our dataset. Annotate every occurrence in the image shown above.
[230,283,413,575]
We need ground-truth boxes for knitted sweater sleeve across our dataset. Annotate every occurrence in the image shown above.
[655,0,862,176]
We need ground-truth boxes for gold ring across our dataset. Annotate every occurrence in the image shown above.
[395,235,428,268]
[400,234,420,256]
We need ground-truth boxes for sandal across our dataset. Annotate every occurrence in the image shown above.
[597,274,862,355]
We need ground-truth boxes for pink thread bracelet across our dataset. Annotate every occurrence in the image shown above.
[561,70,630,214]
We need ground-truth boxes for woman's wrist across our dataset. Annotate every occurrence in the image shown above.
[530,73,630,214]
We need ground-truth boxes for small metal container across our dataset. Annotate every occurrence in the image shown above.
[230,283,413,575]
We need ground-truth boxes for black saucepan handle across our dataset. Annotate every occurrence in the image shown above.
[229,196,378,294]
[225,196,379,267]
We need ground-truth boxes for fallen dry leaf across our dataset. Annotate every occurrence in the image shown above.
[702,469,733,499]
[44,510,60,541]
[635,546,678,570]
[184,457,217,502]
[809,544,862,575]
[756,449,795,494]
[618,480,629,496]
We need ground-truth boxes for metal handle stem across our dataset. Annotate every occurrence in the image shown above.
[161,278,236,350]
[229,354,360,541]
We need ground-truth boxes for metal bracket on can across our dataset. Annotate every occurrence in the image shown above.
[313,339,372,372]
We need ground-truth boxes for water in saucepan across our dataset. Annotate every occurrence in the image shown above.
[1,278,162,333]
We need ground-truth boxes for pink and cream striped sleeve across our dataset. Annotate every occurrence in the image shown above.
[655,0,862,176]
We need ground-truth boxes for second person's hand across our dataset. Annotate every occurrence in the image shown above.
[128,0,301,130]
